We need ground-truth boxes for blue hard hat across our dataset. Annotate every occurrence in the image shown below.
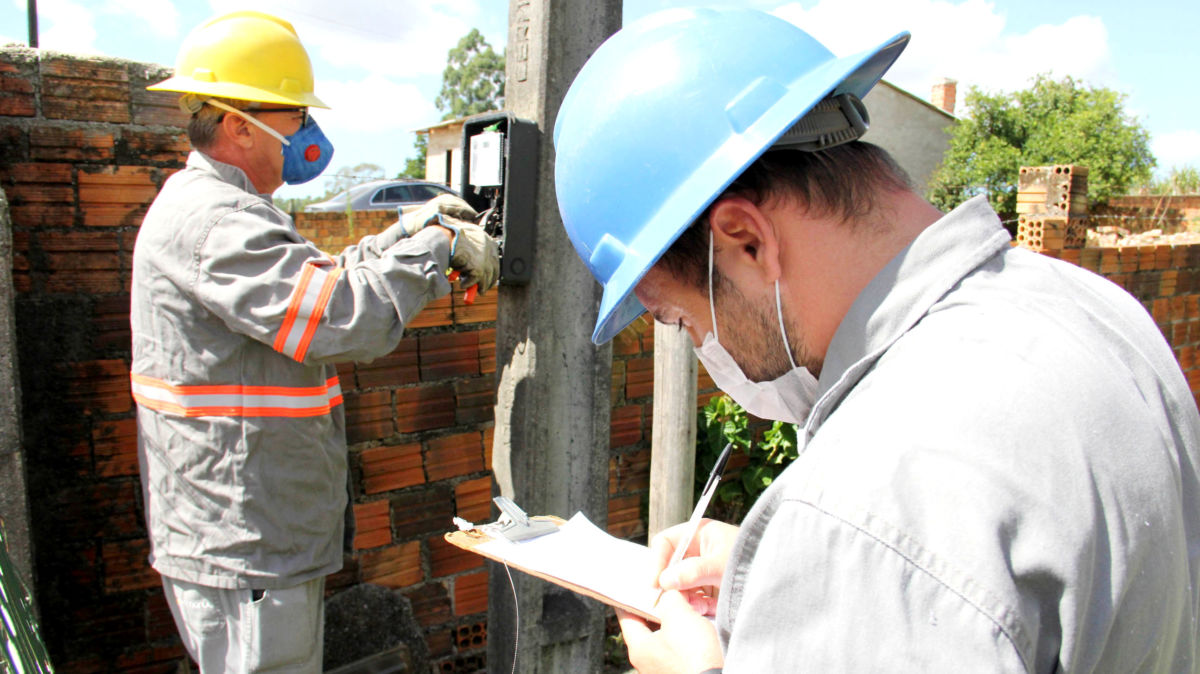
[553,7,909,344]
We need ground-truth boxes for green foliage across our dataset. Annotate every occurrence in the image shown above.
[435,28,505,121]
[1138,165,1200,195]
[928,74,1155,221]
[398,133,428,180]
[696,395,800,522]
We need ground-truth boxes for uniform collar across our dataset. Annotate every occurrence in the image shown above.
[806,196,1013,433]
[187,150,268,197]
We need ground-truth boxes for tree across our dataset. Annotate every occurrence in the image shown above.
[927,74,1155,221]
[1139,166,1200,195]
[322,162,386,199]
[398,133,427,179]
[434,28,505,121]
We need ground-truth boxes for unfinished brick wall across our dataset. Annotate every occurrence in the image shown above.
[0,47,673,673]
[1017,166,1200,409]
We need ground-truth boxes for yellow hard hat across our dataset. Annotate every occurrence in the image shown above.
[148,10,329,109]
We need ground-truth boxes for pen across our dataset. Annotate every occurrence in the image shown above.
[655,441,734,606]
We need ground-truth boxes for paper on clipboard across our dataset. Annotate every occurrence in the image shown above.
[445,512,662,623]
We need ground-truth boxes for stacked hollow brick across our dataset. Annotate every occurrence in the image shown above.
[1015,165,1089,252]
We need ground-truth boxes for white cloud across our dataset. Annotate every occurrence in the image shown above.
[313,74,438,136]
[31,0,101,54]
[102,0,181,37]
[205,0,498,78]
[1153,130,1200,173]
[771,0,1115,106]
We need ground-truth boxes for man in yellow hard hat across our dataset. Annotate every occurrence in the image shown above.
[132,11,497,671]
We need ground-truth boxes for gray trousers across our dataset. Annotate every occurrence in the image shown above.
[162,575,324,673]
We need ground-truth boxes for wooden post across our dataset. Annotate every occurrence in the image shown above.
[649,322,697,538]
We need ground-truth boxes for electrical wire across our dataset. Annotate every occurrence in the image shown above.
[504,561,519,674]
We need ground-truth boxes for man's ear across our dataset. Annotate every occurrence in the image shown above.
[708,196,782,284]
[220,112,255,149]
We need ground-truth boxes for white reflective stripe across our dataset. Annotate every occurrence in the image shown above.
[275,263,341,362]
[130,374,343,418]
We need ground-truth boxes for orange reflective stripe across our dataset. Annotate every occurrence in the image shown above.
[275,262,342,362]
[274,263,315,354]
[130,373,343,418]
[293,266,341,362]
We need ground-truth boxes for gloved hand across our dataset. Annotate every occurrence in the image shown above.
[398,194,479,238]
[437,215,500,294]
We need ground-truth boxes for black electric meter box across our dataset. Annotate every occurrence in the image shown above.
[459,112,538,285]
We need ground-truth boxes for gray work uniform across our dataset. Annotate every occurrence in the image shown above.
[717,197,1200,671]
[131,151,451,589]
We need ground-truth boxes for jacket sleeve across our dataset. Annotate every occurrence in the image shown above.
[192,201,452,365]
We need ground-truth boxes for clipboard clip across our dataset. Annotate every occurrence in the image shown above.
[493,496,558,542]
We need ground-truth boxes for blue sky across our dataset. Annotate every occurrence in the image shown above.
[3,0,1197,201]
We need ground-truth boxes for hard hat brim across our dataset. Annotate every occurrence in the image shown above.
[588,31,910,345]
[147,76,330,109]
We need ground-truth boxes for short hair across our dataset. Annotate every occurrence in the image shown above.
[656,141,912,288]
[180,95,259,150]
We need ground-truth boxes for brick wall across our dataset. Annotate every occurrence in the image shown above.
[1017,166,1200,409]
[0,47,675,672]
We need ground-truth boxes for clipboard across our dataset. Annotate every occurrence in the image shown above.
[444,498,662,623]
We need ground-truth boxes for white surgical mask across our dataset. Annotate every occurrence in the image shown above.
[693,234,818,425]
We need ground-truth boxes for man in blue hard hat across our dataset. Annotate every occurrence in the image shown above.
[554,8,1200,673]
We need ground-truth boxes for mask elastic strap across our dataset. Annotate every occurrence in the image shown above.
[775,280,798,370]
[205,98,291,146]
[707,231,719,343]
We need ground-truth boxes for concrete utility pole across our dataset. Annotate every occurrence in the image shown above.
[649,325,697,537]
[489,2,621,672]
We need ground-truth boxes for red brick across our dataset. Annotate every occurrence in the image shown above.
[483,427,494,468]
[10,202,75,228]
[453,570,488,616]
[612,324,642,356]
[40,57,129,82]
[360,441,424,494]
[122,129,189,164]
[419,331,480,380]
[356,338,419,388]
[44,96,130,124]
[454,475,492,523]
[429,534,483,578]
[453,282,497,324]
[102,538,158,592]
[478,328,496,375]
[0,162,71,184]
[454,621,487,651]
[0,70,35,117]
[31,126,114,162]
[426,431,484,482]
[132,88,190,127]
[454,374,494,425]
[60,359,131,414]
[93,293,132,352]
[353,500,392,550]
[94,417,138,477]
[407,294,453,328]
[404,583,452,628]
[358,540,422,588]
[607,494,644,540]
[395,383,454,433]
[610,403,642,449]
[344,389,393,443]
[391,485,454,539]
[610,447,650,495]
[626,355,653,400]
[53,481,142,540]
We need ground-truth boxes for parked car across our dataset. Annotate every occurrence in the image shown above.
[303,179,459,213]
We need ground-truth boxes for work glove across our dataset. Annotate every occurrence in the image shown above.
[398,194,479,237]
[437,214,500,295]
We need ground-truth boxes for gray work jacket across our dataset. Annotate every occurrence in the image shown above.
[717,197,1200,671]
[131,151,451,589]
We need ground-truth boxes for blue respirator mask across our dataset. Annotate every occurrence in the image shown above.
[205,99,335,185]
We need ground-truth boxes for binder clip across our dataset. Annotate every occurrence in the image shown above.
[493,496,558,542]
